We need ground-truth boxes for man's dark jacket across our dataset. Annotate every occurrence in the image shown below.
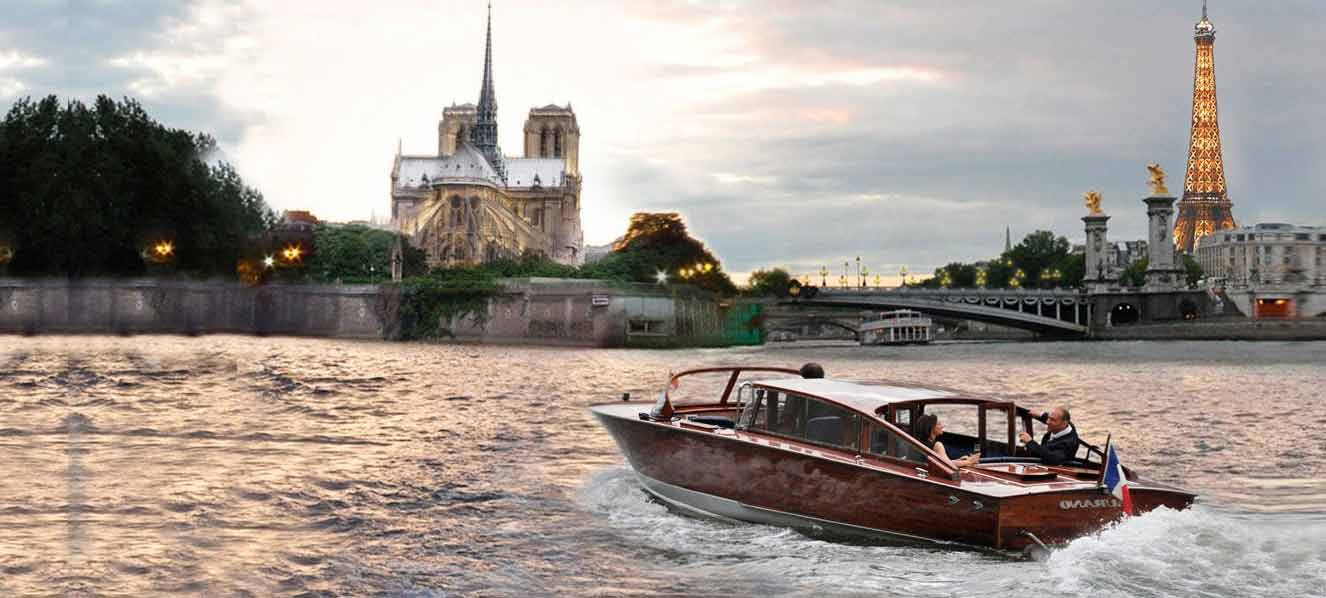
[1025,413,1079,465]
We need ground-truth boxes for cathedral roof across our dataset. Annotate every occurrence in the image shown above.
[505,158,566,188]
[394,143,501,190]
[393,146,567,191]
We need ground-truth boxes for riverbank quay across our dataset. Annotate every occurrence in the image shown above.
[1092,317,1326,340]
[436,277,750,348]
[0,277,755,347]
[0,278,385,338]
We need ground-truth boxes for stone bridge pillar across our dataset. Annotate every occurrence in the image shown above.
[1083,213,1114,294]
[1143,196,1183,291]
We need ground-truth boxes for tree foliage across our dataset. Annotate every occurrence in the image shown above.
[1120,257,1148,287]
[0,95,274,277]
[913,230,1078,290]
[308,223,426,283]
[608,212,737,295]
[746,267,793,297]
[1182,254,1203,288]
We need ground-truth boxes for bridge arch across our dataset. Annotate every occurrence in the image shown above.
[781,288,1089,337]
[1110,302,1139,325]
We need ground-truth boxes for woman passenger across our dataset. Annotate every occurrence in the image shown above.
[912,414,980,468]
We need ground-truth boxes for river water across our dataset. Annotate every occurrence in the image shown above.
[1,335,1323,597]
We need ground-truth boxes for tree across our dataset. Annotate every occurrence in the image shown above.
[932,262,978,288]
[1182,254,1203,288]
[1007,230,1071,288]
[1055,253,1086,288]
[985,258,1015,289]
[1120,257,1148,287]
[0,95,274,277]
[308,223,425,282]
[608,212,737,295]
[747,267,793,297]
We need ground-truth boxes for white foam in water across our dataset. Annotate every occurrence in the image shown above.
[1047,506,1326,597]
[583,467,1326,597]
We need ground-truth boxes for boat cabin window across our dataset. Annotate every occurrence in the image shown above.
[864,420,924,462]
[742,389,860,451]
[920,403,980,461]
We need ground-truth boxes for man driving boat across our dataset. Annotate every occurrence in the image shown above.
[1017,407,1078,465]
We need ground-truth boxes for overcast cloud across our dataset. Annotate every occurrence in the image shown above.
[3,0,1324,281]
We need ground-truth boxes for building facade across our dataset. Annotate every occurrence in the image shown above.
[1174,3,1237,253]
[1195,223,1326,317]
[390,7,583,267]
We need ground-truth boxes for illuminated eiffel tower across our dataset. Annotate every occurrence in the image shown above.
[1173,1,1236,253]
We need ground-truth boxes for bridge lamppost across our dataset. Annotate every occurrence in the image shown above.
[842,261,849,289]
[874,274,882,287]
[899,265,908,288]
[855,256,861,288]
[860,265,869,288]
[819,266,828,287]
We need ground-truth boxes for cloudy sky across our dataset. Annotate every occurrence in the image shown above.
[3,0,1324,281]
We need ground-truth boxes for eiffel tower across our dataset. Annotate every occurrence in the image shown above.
[1173,1,1236,253]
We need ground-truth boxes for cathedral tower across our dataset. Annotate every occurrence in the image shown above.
[470,4,506,182]
[1173,1,1236,253]
[523,105,580,176]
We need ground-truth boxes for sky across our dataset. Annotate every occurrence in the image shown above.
[3,0,1325,282]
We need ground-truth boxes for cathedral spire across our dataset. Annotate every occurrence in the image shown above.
[471,2,506,182]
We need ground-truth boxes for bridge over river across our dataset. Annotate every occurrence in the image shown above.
[777,288,1091,337]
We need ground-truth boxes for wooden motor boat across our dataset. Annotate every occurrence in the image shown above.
[591,366,1196,554]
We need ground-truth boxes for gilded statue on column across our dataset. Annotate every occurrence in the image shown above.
[1083,191,1103,215]
[1146,163,1169,196]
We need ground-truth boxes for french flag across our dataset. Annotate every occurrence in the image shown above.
[1102,444,1135,516]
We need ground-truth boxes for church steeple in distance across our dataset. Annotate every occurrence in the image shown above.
[1173,0,1234,253]
[471,2,506,182]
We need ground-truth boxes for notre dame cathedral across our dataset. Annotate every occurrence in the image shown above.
[390,7,583,266]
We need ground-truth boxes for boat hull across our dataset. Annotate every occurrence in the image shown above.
[593,404,1194,551]
[595,406,1001,548]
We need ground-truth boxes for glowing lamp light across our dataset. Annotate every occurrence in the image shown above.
[281,245,303,263]
[263,255,275,269]
[655,271,668,285]
[152,240,174,261]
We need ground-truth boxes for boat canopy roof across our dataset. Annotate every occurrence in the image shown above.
[751,378,989,415]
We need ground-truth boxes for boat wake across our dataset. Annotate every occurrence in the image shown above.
[582,466,1326,597]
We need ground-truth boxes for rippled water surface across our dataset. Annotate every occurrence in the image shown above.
[1,336,1324,596]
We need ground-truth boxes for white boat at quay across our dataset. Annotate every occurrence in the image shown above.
[860,309,932,345]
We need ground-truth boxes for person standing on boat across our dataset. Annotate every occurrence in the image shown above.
[1017,407,1078,465]
[913,414,980,468]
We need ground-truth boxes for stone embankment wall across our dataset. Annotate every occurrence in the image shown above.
[0,279,385,338]
[1092,317,1326,340]
[0,278,729,347]
[447,278,726,347]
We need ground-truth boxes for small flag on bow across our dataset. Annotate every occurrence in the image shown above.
[1102,443,1135,516]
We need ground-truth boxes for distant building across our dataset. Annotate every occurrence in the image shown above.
[1174,4,1237,253]
[389,6,583,267]
[582,243,613,265]
[1196,223,1326,317]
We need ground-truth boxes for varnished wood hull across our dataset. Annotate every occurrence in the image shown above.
[593,404,1195,552]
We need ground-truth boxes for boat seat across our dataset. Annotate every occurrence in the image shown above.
[686,415,735,429]
[806,416,842,445]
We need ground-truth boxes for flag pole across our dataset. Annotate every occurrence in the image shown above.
[1096,432,1112,490]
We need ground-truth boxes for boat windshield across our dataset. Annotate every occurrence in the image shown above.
[664,368,797,408]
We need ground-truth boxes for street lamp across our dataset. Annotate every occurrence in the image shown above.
[855,256,861,288]
[899,265,908,288]
[842,261,849,289]
[819,266,828,287]
[861,265,869,288]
